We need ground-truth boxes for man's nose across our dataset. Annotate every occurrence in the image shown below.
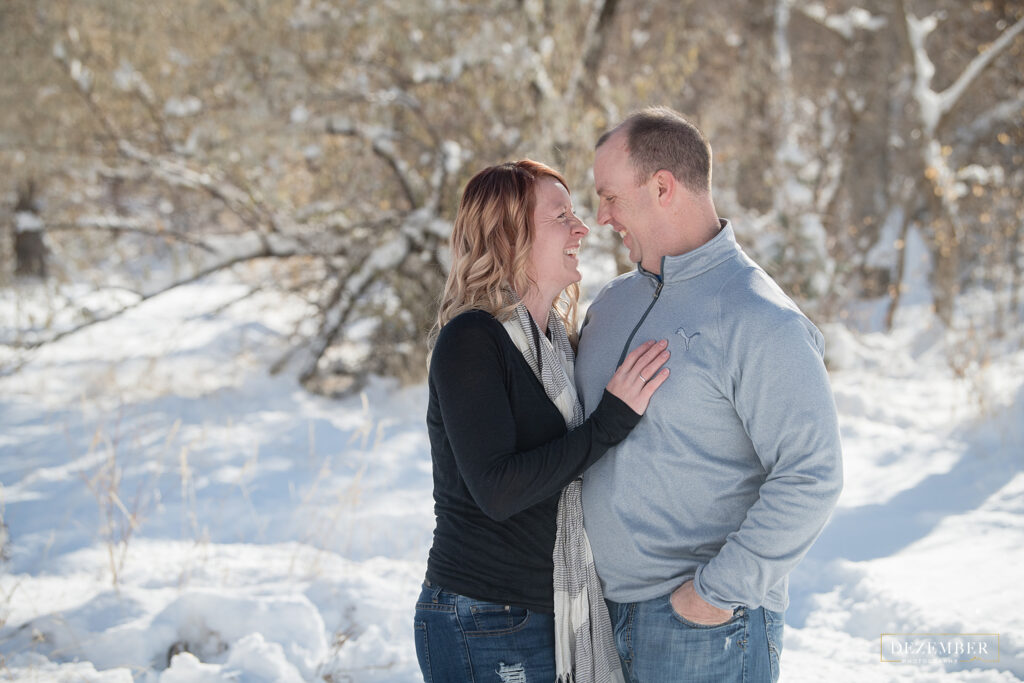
[596,201,610,226]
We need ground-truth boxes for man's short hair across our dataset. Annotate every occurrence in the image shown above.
[597,106,711,194]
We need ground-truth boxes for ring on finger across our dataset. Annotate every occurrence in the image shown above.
[639,373,647,383]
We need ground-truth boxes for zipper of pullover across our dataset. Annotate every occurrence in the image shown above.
[616,275,664,366]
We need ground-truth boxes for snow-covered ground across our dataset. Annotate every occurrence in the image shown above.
[1,266,1022,682]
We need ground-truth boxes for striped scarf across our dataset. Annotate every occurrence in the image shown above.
[502,302,625,683]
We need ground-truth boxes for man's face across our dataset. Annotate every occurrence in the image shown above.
[594,132,657,271]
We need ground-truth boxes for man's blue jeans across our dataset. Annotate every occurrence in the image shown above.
[413,580,555,682]
[606,593,784,683]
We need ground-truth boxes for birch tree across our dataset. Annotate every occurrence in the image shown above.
[888,0,1024,327]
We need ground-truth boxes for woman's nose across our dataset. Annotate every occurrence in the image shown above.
[572,216,590,236]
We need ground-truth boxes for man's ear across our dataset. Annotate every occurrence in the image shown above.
[652,170,675,206]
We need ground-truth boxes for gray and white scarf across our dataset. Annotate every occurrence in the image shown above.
[502,301,625,683]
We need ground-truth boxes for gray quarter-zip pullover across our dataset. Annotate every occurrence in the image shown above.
[576,220,843,612]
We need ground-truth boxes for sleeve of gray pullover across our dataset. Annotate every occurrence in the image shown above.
[693,314,844,611]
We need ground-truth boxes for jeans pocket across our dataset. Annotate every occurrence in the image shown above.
[669,599,746,630]
[465,600,530,634]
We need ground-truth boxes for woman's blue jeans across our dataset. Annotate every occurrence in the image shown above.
[413,580,555,682]
[606,593,784,682]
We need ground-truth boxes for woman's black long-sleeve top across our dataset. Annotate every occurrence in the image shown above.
[424,310,641,613]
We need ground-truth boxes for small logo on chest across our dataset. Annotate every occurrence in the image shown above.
[675,326,701,350]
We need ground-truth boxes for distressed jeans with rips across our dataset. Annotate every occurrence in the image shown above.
[414,580,555,683]
[606,593,784,683]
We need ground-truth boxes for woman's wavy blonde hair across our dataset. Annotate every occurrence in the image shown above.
[432,159,580,346]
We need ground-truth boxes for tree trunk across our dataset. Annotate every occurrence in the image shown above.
[885,210,913,332]
[14,180,47,279]
[14,232,47,278]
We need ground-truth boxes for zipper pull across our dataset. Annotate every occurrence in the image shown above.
[654,281,663,298]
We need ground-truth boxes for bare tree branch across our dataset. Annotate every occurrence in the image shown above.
[957,93,1024,145]
[116,141,272,232]
[934,14,1024,133]
[323,83,441,147]
[46,30,287,255]
[297,235,411,383]
[902,5,1024,136]
[326,117,422,208]
[7,246,302,351]
[42,217,218,253]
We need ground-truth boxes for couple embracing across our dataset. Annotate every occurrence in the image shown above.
[414,106,843,683]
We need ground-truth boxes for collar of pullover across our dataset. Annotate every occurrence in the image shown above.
[638,219,739,284]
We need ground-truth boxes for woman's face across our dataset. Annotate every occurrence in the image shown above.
[528,177,590,296]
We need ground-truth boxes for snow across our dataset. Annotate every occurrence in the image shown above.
[409,57,465,84]
[164,97,204,118]
[14,212,44,233]
[113,61,138,92]
[2,267,1023,682]
[630,29,651,49]
[906,11,942,135]
[957,164,1005,187]
[69,59,93,94]
[800,4,887,41]
[441,140,464,176]
[290,104,310,125]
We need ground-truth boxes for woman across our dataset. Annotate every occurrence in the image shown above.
[415,160,670,682]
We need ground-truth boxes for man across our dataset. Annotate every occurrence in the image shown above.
[575,106,843,682]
